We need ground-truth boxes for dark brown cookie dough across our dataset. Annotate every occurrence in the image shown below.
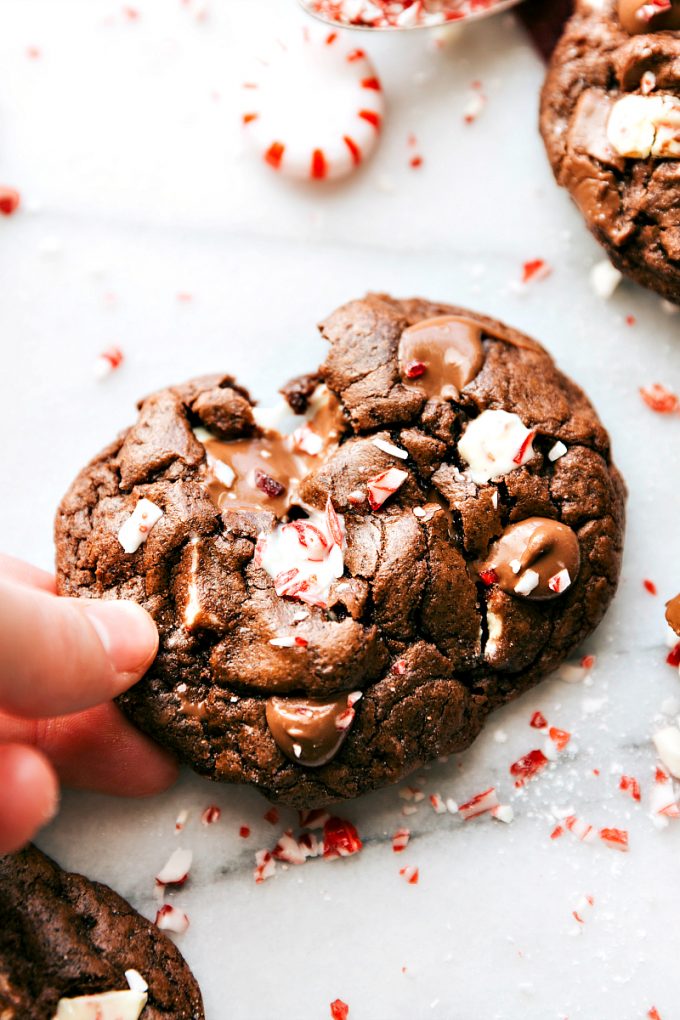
[0,845,204,1020]
[55,295,625,808]
[540,0,680,304]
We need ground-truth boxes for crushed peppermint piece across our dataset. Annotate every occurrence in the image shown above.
[0,186,20,216]
[644,578,658,595]
[653,727,680,779]
[125,970,148,994]
[372,437,409,459]
[458,787,499,821]
[510,749,548,787]
[564,815,596,843]
[549,727,571,752]
[640,383,679,414]
[401,804,419,817]
[366,467,408,510]
[620,775,642,801]
[589,259,622,299]
[548,440,568,462]
[117,498,163,554]
[155,848,192,887]
[269,635,297,647]
[491,804,514,824]
[239,825,251,838]
[463,83,486,124]
[521,259,551,284]
[515,569,540,596]
[155,904,190,933]
[201,804,221,825]
[291,423,323,455]
[264,807,280,825]
[174,809,188,833]
[392,828,411,852]
[445,798,458,815]
[254,849,276,883]
[429,793,447,814]
[330,1000,349,1020]
[666,642,680,667]
[599,827,629,852]
[572,894,595,924]
[94,345,124,379]
[548,568,571,594]
[399,865,419,885]
[322,816,362,860]
[530,711,547,729]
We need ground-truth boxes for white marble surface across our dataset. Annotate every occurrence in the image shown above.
[1,2,680,1018]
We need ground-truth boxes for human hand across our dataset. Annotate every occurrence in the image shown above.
[0,553,178,854]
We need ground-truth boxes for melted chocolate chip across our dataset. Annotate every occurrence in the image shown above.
[478,517,581,601]
[266,694,356,766]
[619,0,680,34]
[666,593,680,636]
[398,316,485,400]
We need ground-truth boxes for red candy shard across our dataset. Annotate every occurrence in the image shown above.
[322,816,363,860]
[254,848,276,884]
[667,642,680,667]
[530,711,547,729]
[620,775,641,802]
[405,359,427,378]
[510,749,548,787]
[254,469,285,498]
[410,155,423,169]
[201,804,221,825]
[458,787,499,821]
[0,187,20,216]
[242,112,258,124]
[640,383,679,414]
[330,1000,349,1020]
[649,1009,662,1020]
[549,727,571,752]
[643,578,658,595]
[599,827,629,852]
[478,568,498,586]
[155,904,190,933]
[550,825,564,840]
[399,865,419,885]
[626,314,636,326]
[265,141,285,170]
[264,807,280,825]
[288,519,328,560]
[366,467,408,511]
[294,635,308,647]
[239,825,251,838]
[521,258,551,283]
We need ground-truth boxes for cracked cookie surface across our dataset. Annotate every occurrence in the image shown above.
[55,295,626,807]
[540,0,680,304]
[0,845,204,1019]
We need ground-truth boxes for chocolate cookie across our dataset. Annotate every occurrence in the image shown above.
[0,845,204,1019]
[540,0,680,304]
[55,295,625,807]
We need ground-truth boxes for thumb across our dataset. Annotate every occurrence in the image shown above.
[0,580,158,718]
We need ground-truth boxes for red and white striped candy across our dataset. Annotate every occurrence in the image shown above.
[458,786,499,821]
[155,904,190,933]
[241,29,384,182]
[366,467,408,510]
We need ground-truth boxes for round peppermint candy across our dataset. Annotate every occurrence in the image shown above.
[241,28,384,181]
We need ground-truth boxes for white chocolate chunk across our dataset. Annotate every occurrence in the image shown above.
[52,989,147,1020]
[458,410,535,485]
[125,972,148,995]
[372,437,409,460]
[117,499,163,554]
[653,727,680,779]
[514,569,540,596]
[607,94,680,159]
[257,505,345,609]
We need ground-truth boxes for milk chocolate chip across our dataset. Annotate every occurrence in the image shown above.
[619,0,680,34]
[398,316,484,400]
[266,693,359,766]
[666,593,680,636]
[478,517,580,600]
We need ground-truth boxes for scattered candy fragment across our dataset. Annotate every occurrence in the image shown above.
[599,827,629,852]
[549,727,571,752]
[201,805,221,825]
[155,904,190,933]
[667,642,680,667]
[117,498,163,554]
[548,440,567,462]
[264,807,280,825]
[463,82,486,125]
[640,383,679,413]
[155,848,192,887]
[530,711,547,729]
[94,345,124,380]
[302,0,508,27]
[254,849,276,883]
[399,865,419,885]
[521,259,551,284]
[392,828,410,852]
[510,749,548,787]
[372,437,409,460]
[491,804,514,824]
[619,775,641,802]
[429,793,447,814]
[564,815,596,844]
[241,29,384,182]
[653,727,680,779]
[330,1000,349,1020]
[458,787,499,821]
[572,893,595,924]
[644,579,658,595]
[367,467,408,510]
[323,816,363,860]
[0,187,20,216]
[648,1008,662,1020]
[174,809,188,833]
[240,825,251,838]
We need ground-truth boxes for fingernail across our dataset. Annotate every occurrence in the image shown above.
[81,600,159,681]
